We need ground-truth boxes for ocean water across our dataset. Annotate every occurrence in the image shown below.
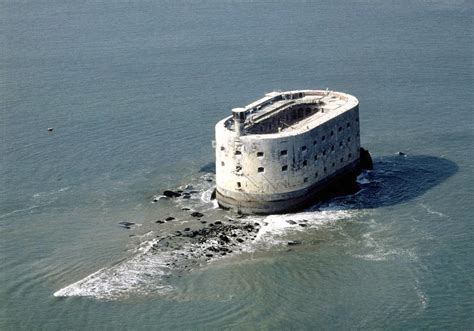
[1,0,473,329]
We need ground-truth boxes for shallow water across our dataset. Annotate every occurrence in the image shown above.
[1,0,473,329]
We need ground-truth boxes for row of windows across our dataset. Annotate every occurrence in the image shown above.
[235,152,354,189]
[221,145,354,168]
[221,135,355,158]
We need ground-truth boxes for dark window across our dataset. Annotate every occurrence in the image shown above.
[330,131,334,136]
[221,161,225,166]
[315,172,318,177]
[348,153,352,158]
[340,157,344,163]
[313,140,317,145]
[338,126,342,132]
[304,177,308,183]
[323,150,326,156]
[347,122,351,128]
[237,182,241,188]
[257,152,264,157]
[332,162,335,167]
[236,165,242,171]
[356,118,359,123]
[282,165,288,171]
[220,146,225,151]
[347,137,351,142]
[324,167,327,172]
[235,150,242,155]
[303,160,307,166]
[302,146,307,151]
[281,150,288,156]
[331,145,335,151]
[322,135,325,141]
[258,167,264,173]
[339,141,343,147]
[314,154,318,160]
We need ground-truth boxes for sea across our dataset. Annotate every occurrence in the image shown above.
[1,0,473,329]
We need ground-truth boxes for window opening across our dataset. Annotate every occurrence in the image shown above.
[258,167,264,173]
[257,152,264,157]
[282,165,288,171]
[281,150,288,156]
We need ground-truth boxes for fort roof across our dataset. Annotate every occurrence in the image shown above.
[222,90,358,137]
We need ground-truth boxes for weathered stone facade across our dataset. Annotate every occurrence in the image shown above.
[215,90,361,214]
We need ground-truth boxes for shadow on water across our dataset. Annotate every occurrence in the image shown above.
[332,154,458,209]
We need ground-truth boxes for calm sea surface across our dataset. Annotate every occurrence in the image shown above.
[1,0,473,329]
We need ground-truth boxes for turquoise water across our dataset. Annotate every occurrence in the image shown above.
[1,0,473,329]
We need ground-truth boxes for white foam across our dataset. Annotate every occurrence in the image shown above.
[54,241,174,300]
[246,209,352,249]
[0,205,39,219]
[419,203,446,218]
[356,171,371,185]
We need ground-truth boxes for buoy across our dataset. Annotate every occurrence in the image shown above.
[47,128,53,132]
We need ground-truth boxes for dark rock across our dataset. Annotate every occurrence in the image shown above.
[286,220,296,225]
[236,238,244,243]
[299,223,308,227]
[47,127,54,132]
[175,231,182,236]
[155,220,165,224]
[214,221,222,225]
[163,190,181,198]
[360,147,373,170]
[182,195,191,199]
[182,208,191,211]
[119,221,134,227]
[165,217,175,221]
[177,190,183,194]
[191,212,204,218]
[200,220,207,224]
[219,234,230,243]
[184,227,190,232]
[287,240,302,246]
[206,253,213,257]
[210,188,216,200]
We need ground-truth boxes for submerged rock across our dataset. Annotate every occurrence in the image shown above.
[360,147,373,170]
[191,212,204,218]
[287,240,302,246]
[163,190,181,198]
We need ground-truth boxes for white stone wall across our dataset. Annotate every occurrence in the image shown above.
[215,91,360,202]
